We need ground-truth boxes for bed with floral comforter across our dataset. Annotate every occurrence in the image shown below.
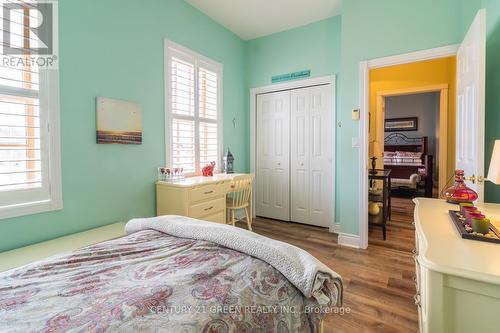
[0,226,341,333]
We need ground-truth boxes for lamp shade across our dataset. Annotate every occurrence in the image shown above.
[487,140,500,184]
[369,141,383,158]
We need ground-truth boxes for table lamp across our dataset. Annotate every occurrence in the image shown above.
[487,140,500,184]
[369,141,383,174]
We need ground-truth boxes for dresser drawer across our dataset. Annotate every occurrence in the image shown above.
[202,211,225,224]
[188,183,227,203]
[189,197,225,219]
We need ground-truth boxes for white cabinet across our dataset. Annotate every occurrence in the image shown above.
[414,198,500,333]
[256,85,332,227]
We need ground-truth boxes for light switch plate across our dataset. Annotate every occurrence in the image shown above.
[352,108,360,120]
[352,137,360,148]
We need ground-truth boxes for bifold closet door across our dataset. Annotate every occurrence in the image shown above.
[290,85,332,227]
[256,91,291,221]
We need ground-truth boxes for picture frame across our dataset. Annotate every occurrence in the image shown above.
[96,97,142,144]
[385,117,418,132]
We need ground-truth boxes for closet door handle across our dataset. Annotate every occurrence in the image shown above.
[300,162,304,166]
[277,162,281,166]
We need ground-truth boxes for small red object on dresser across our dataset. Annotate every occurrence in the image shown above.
[202,161,216,176]
[442,170,479,203]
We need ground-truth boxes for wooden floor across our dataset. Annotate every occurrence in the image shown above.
[242,196,417,333]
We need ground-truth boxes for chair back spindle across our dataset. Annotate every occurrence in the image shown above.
[229,175,253,209]
[226,174,254,230]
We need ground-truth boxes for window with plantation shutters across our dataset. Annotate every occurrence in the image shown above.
[165,41,223,175]
[0,1,62,218]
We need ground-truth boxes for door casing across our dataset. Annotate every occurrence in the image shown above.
[358,45,460,249]
[375,84,450,194]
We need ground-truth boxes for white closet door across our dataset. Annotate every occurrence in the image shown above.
[256,91,290,221]
[291,85,332,227]
[308,85,332,227]
[290,88,310,223]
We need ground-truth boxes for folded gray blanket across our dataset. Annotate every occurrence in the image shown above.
[125,215,343,306]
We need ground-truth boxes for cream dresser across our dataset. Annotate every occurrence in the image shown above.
[413,198,500,333]
[156,174,252,224]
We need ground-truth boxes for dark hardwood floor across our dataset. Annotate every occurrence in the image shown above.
[238,196,418,333]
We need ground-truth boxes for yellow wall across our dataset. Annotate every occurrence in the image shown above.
[369,56,457,186]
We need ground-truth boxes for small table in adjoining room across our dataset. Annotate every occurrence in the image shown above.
[368,169,392,240]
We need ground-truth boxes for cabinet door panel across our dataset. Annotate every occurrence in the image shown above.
[308,85,332,227]
[291,88,310,223]
[256,91,290,221]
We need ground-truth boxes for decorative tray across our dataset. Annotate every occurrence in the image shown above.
[449,210,500,244]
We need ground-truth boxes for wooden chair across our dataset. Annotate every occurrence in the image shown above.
[226,175,254,230]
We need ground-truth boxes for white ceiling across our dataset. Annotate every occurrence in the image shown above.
[185,0,342,40]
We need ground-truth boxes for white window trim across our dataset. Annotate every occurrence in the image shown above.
[164,39,223,176]
[0,67,62,220]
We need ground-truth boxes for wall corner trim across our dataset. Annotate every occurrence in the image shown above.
[337,232,362,249]
[330,223,341,234]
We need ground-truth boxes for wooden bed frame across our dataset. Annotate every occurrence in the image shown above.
[384,133,433,197]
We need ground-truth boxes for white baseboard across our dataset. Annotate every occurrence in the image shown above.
[0,222,126,272]
[329,223,341,234]
[337,232,361,248]
[330,224,362,248]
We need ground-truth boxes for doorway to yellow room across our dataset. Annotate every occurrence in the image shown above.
[367,56,457,242]
[369,57,457,194]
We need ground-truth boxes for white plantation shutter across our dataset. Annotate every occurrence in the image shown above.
[171,118,195,173]
[198,66,218,120]
[0,2,61,218]
[166,41,222,175]
[0,4,45,198]
[0,95,42,190]
[198,65,218,170]
[171,57,195,117]
[199,121,218,169]
[171,56,196,173]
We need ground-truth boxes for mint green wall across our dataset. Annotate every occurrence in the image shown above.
[338,0,481,235]
[245,1,482,236]
[2,0,494,251]
[0,0,248,252]
[246,16,341,88]
[483,0,500,202]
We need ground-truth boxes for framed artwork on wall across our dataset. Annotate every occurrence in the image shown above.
[385,117,418,132]
[96,97,142,144]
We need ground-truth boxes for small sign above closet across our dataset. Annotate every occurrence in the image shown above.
[271,70,311,83]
